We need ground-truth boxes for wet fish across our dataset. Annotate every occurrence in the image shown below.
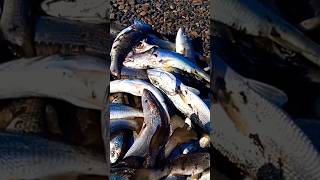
[110,79,169,119]
[146,34,176,51]
[124,46,210,82]
[110,132,126,164]
[176,27,196,62]
[110,20,154,77]
[41,0,107,24]
[110,103,143,120]
[0,55,107,110]
[212,56,320,179]
[212,0,320,68]
[148,69,211,133]
[134,153,210,179]
[164,127,197,158]
[0,132,107,179]
[123,89,170,168]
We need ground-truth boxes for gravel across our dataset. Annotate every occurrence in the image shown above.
[110,0,210,56]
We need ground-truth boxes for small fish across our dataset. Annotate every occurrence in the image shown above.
[41,0,107,24]
[110,79,170,119]
[146,34,176,51]
[164,127,197,158]
[110,20,154,77]
[212,0,320,68]
[0,55,107,110]
[123,89,170,168]
[110,103,143,120]
[0,132,107,179]
[110,132,126,164]
[134,153,210,179]
[176,27,196,62]
[124,46,210,82]
[148,69,211,133]
[212,56,320,179]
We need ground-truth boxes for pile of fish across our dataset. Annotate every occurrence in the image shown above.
[0,0,108,179]
[211,0,320,179]
[109,20,211,179]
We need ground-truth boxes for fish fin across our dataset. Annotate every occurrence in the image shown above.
[247,79,288,106]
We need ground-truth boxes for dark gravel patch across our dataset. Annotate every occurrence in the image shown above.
[110,0,210,56]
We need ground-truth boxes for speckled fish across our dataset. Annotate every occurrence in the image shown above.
[134,153,210,179]
[110,103,143,120]
[110,79,169,119]
[124,46,210,82]
[211,55,320,179]
[176,27,196,62]
[212,0,320,68]
[0,132,107,179]
[122,89,170,168]
[148,69,211,133]
[41,0,107,24]
[0,55,107,110]
[110,132,127,164]
[110,20,154,77]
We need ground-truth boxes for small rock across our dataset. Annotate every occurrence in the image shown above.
[140,11,147,16]
[110,13,115,19]
[118,4,125,10]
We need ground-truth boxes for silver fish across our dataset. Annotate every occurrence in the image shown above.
[123,89,170,168]
[124,46,210,82]
[110,20,153,77]
[41,0,107,24]
[110,79,169,119]
[0,55,107,110]
[176,27,196,62]
[0,132,107,179]
[212,56,320,179]
[212,0,320,68]
[119,67,148,80]
[110,103,143,120]
[110,132,125,164]
[134,152,209,179]
[148,69,211,133]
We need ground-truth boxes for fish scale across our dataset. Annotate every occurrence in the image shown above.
[0,132,107,179]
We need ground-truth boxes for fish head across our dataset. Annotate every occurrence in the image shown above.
[110,133,125,164]
[147,69,178,95]
[176,27,189,54]
[124,47,162,69]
